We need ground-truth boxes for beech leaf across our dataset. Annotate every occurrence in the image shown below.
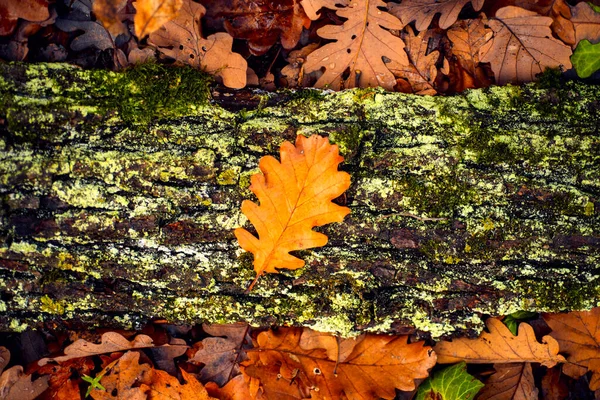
[415,362,483,400]
[235,135,351,291]
[388,0,484,31]
[434,318,566,367]
[243,327,436,399]
[543,308,600,390]
[476,363,538,400]
[302,0,409,90]
[479,6,573,85]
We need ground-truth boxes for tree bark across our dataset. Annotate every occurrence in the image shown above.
[0,63,599,338]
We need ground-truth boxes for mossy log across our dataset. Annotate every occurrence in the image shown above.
[0,63,599,338]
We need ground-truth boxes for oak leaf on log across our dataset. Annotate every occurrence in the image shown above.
[235,135,350,291]
[434,318,566,367]
[243,327,436,399]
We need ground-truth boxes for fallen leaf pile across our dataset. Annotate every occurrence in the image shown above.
[1,0,599,89]
[2,308,600,398]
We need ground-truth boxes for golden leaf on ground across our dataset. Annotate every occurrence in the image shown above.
[93,0,128,35]
[206,374,265,400]
[388,0,484,31]
[300,0,348,20]
[477,363,538,400]
[388,25,439,95]
[479,6,573,84]
[571,2,600,47]
[0,365,49,400]
[299,328,365,363]
[543,308,600,390]
[90,352,150,400]
[303,0,408,90]
[38,332,156,365]
[144,369,217,400]
[235,135,351,291]
[134,0,183,38]
[243,327,436,399]
[148,0,247,89]
[434,318,566,367]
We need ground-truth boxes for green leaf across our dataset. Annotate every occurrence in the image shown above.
[82,374,106,397]
[503,311,537,336]
[571,40,600,79]
[416,362,484,400]
[588,2,600,13]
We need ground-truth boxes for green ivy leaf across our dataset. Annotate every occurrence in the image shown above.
[415,362,483,400]
[588,2,600,13]
[571,40,600,79]
[503,311,537,336]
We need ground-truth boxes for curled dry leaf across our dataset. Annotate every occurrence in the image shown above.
[38,332,155,365]
[571,2,600,46]
[434,318,566,367]
[0,347,9,374]
[188,323,251,386]
[300,0,348,20]
[133,0,183,38]
[479,6,573,85]
[387,0,485,31]
[388,25,439,95]
[281,42,319,88]
[0,365,50,400]
[148,0,247,89]
[93,0,128,35]
[303,0,408,90]
[0,0,50,36]
[477,363,538,400]
[235,135,350,291]
[543,308,600,390]
[243,327,436,399]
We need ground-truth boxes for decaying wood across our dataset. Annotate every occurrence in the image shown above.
[0,63,598,338]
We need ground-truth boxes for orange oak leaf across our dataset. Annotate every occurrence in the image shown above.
[234,135,350,291]
[302,0,409,90]
[300,0,348,20]
[90,352,150,400]
[243,328,436,399]
[93,0,128,35]
[134,0,183,38]
[543,308,600,390]
[434,318,566,367]
[148,0,247,89]
[143,369,217,400]
[447,17,491,88]
[388,0,484,31]
[478,6,573,85]
[477,363,538,400]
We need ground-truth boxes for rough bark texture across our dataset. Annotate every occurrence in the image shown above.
[0,63,599,338]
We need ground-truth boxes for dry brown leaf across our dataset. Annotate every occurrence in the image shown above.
[205,374,265,400]
[303,0,409,90]
[477,363,538,400]
[479,6,572,85]
[148,0,247,89]
[93,0,128,35]
[434,318,566,367]
[188,323,251,386]
[0,0,50,36]
[234,135,351,291]
[38,332,155,365]
[0,365,50,400]
[544,308,600,390]
[134,0,183,38]
[447,18,488,74]
[388,25,439,95]
[512,0,575,46]
[571,2,600,46]
[300,0,348,20]
[281,43,319,88]
[144,369,217,400]
[243,328,436,399]
[201,0,311,56]
[298,328,365,363]
[541,367,569,400]
[388,0,484,31]
[37,357,95,400]
[0,347,9,374]
[90,352,150,400]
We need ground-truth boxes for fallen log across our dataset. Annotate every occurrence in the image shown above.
[0,62,598,338]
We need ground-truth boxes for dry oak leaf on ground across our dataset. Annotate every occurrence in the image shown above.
[200,0,311,56]
[476,363,538,400]
[0,0,50,36]
[242,327,436,399]
[543,308,600,390]
[447,17,492,89]
[0,366,49,400]
[93,0,128,35]
[38,332,160,365]
[134,0,183,38]
[478,6,573,85]
[434,317,566,367]
[387,0,484,31]
[234,135,351,291]
[148,0,247,89]
[300,0,348,20]
[570,2,600,46]
[302,0,409,90]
